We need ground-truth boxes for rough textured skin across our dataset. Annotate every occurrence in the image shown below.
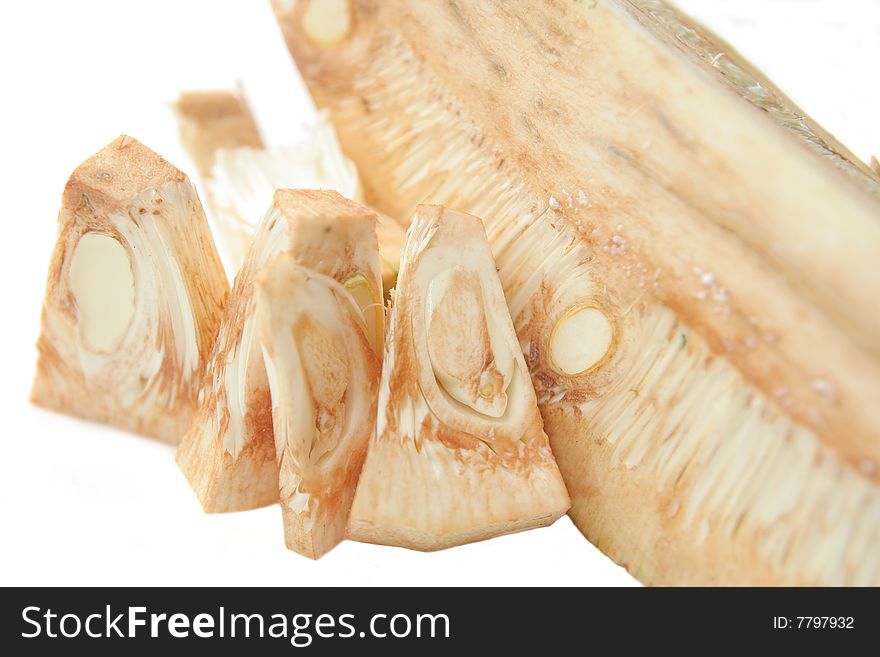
[32,135,229,443]
[275,0,880,583]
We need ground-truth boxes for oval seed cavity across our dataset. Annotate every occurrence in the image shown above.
[301,0,352,47]
[550,304,613,376]
[424,267,513,418]
[69,232,135,353]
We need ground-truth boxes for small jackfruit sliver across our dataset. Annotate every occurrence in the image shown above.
[255,254,381,558]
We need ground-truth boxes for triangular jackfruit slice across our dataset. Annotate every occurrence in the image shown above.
[173,90,405,294]
[31,135,229,443]
[348,205,570,550]
[175,189,383,513]
[255,254,381,558]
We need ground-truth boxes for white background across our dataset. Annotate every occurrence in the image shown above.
[0,1,877,586]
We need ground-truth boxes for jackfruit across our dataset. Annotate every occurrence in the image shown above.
[275,0,880,583]
[32,135,229,443]
[176,189,382,517]
[256,253,380,557]
[348,205,570,550]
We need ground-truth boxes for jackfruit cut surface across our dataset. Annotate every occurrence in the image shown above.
[275,0,880,583]
[255,254,380,558]
[174,90,404,292]
[348,205,570,551]
[175,189,383,514]
[31,135,229,444]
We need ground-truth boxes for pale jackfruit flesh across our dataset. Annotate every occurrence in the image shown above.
[348,205,570,550]
[275,0,880,583]
[256,254,381,558]
[32,135,229,443]
[175,189,383,516]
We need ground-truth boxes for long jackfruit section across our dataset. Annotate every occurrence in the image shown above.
[274,0,880,585]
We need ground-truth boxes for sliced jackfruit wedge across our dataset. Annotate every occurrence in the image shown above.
[175,189,382,514]
[173,90,404,294]
[348,205,570,550]
[31,135,229,443]
[275,0,880,583]
[256,254,380,558]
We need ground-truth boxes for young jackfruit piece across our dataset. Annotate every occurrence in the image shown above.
[175,189,383,514]
[173,90,404,293]
[348,205,570,550]
[174,90,263,181]
[275,1,880,583]
[255,254,380,558]
[32,135,229,443]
